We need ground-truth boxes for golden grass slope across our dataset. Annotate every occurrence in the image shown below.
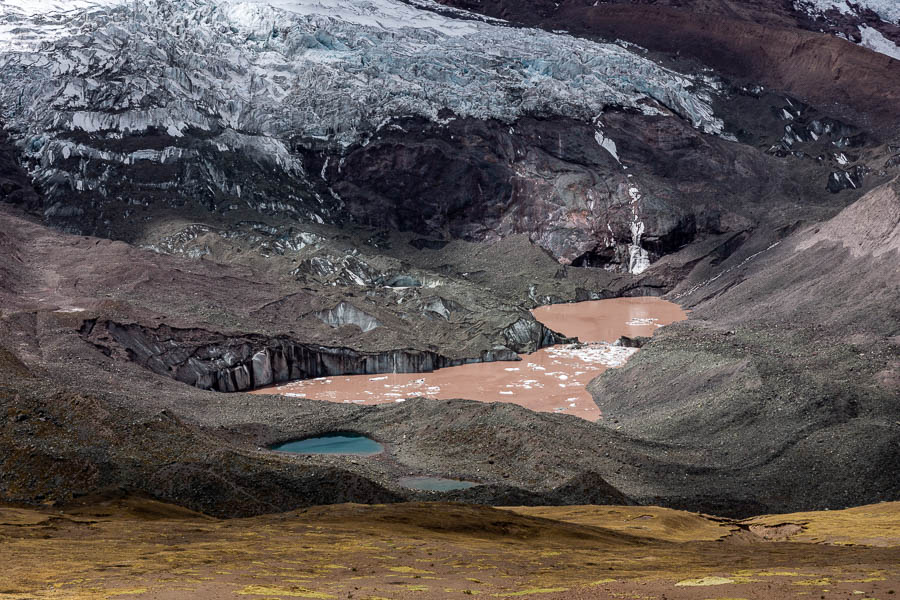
[0,498,898,600]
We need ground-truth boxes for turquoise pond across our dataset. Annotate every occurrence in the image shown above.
[400,477,479,492]
[271,433,383,455]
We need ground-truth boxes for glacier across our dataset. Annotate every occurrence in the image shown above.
[0,0,728,272]
[0,0,725,147]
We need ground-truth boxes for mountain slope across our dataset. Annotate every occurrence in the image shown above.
[435,0,900,131]
[590,179,900,513]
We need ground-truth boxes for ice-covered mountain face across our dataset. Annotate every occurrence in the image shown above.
[798,0,900,25]
[0,0,723,139]
[794,0,900,60]
[0,0,728,270]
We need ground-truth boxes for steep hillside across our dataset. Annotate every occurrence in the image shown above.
[590,179,900,513]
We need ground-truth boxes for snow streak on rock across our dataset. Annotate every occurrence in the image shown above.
[594,125,620,164]
[626,185,650,275]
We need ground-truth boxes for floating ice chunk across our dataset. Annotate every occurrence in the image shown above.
[626,317,659,326]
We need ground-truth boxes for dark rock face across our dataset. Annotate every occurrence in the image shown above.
[0,126,39,209]
[320,111,833,269]
[80,318,566,393]
[613,336,645,348]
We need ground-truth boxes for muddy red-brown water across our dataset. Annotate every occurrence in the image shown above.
[253,297,686,421]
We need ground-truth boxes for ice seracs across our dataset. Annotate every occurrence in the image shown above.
[0,0,726,145]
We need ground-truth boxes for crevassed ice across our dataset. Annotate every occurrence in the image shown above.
[0,0,126,16]
[237,0,489,33]
[0,0,725,157]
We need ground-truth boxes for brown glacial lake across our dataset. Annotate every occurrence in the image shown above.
[253,297,686,421]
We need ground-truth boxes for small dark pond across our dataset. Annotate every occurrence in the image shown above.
[271,433,383,455]
[400,477,479,492]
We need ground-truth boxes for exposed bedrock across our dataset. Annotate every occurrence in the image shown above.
[320,113,817,268]
[79,317,567,393]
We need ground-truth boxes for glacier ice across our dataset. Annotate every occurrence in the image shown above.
[0,0,727,271]
[0,0,725,154]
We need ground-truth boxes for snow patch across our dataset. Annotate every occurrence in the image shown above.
[594,128,620,163]
[859,24,900,60]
